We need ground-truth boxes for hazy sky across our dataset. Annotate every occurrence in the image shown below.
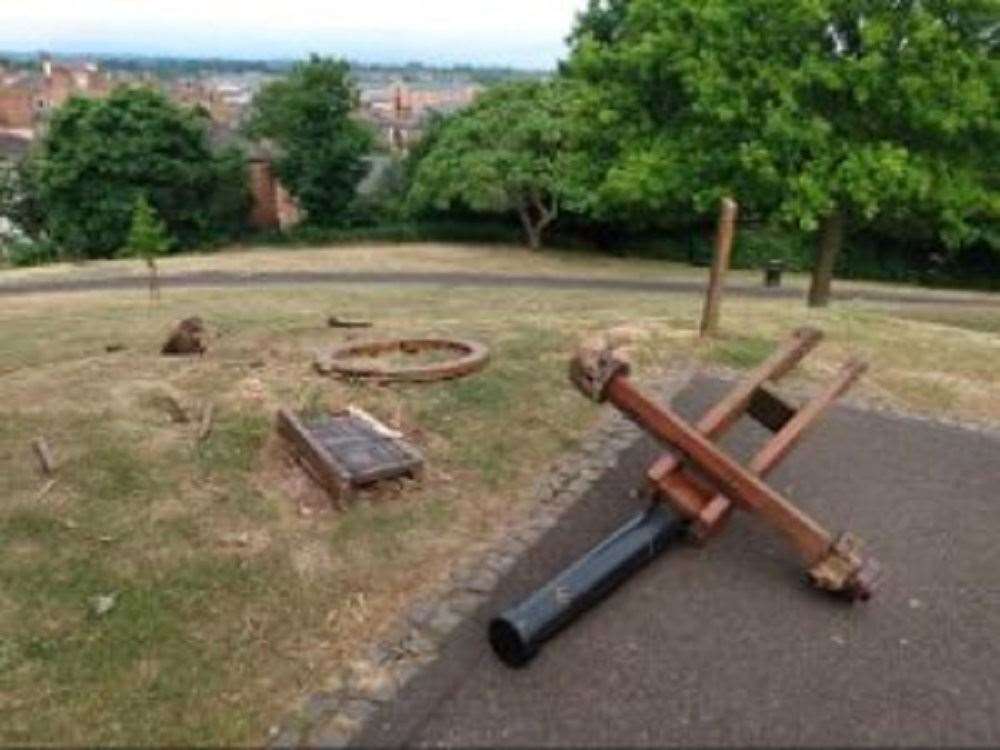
[0,0,590,68]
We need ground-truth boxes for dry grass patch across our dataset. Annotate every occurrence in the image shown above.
[0,269,996,745]
[4,241,997,306]
[0,242,704,285]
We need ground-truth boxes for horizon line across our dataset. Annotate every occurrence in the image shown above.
[0,47,560,73]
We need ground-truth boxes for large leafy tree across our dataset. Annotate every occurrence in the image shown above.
[567,0,631,46]
[246,55,374,227]
[36,86,249,258]
[407,80,598,250]
[402,111,452,188]
[568,0,999,305]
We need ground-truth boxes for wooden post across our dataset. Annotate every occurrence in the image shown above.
[699,198,739,338]
[197,403,215,443]
[31,437,56,476]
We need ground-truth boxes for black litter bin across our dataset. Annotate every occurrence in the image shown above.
[764,259,785,288]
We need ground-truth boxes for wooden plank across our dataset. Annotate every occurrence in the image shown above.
[309,416,423,485]
[697,327,822,440]
[608,376,834,566]
[31,437,56,476]
[747,359,868,475]
[655,467,712,519]
[277,408,424,509]
[197,403,215,442]
[276,408,351,509]
[692,359,868,541]
[647,327,823,490]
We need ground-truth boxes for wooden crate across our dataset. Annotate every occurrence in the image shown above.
[277,408,424,508]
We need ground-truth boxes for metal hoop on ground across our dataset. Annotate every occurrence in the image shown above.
[316,338,490,383]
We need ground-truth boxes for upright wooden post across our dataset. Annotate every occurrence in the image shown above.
[699,198,739,338]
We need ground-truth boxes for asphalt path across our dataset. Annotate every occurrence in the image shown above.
[1,269,997,307]
[353,377,1000,748]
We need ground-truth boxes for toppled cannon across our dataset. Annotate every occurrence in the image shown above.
[490,503,687,667]
[490,327,880,667]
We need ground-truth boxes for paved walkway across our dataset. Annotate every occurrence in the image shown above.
[354,378,1000,747]
[1,269,996,307]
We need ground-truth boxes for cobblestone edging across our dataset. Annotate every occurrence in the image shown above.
[267,366,697,749]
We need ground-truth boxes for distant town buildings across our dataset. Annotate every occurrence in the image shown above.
[0,55,261,157]
[167,79,240,127]
[0,55,485,232]
[359,81,481,151]
[1,55,482,154]
[0,55,111,139]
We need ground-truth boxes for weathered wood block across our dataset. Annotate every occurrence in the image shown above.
[277,408,424,508]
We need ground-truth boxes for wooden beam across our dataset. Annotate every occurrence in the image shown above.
[647,327,823,487]
[748,359,868,475]
[607,376,834,566]
[696,326,822,439]
[699,198,739,338]
[692,358,869,541]
[276,408,351,510]
[31,437,56,476]
[197,403,215,443]
[570,330,875,597]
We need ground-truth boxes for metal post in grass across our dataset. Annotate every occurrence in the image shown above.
[699,198,740,338]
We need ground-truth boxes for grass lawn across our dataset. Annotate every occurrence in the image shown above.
[0,244,997,744]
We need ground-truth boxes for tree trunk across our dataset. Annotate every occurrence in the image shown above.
[808,210,844,308]
[148,259,161,301]
[515,192,559,252]
[517,206,542,250]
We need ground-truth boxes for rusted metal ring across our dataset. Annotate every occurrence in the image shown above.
[320,338,490,383]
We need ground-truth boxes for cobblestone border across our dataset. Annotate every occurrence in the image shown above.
[267,365,697,749]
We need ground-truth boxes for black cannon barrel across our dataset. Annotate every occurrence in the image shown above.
[489,503,688,668]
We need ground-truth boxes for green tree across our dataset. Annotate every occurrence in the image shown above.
[407,80,594,250]
[122,195,173,300]
[402,111,452,189]
[246,55,375,227]
[35,86,249,258]
[567,0,631,46]
[568,0,999,305]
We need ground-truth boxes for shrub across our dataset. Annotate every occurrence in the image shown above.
[5,238,58,268]
[36,87,249,259]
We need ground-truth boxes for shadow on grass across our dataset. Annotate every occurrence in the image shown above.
[705,335,775,369]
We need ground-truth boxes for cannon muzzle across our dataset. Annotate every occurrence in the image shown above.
[489,503,687,668]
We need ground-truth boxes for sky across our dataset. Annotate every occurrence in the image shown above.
[0,0,591,69]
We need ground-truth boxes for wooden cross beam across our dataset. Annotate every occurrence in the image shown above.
[570,328,880,601]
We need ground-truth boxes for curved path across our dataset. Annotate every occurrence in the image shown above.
[0,269,996,306]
